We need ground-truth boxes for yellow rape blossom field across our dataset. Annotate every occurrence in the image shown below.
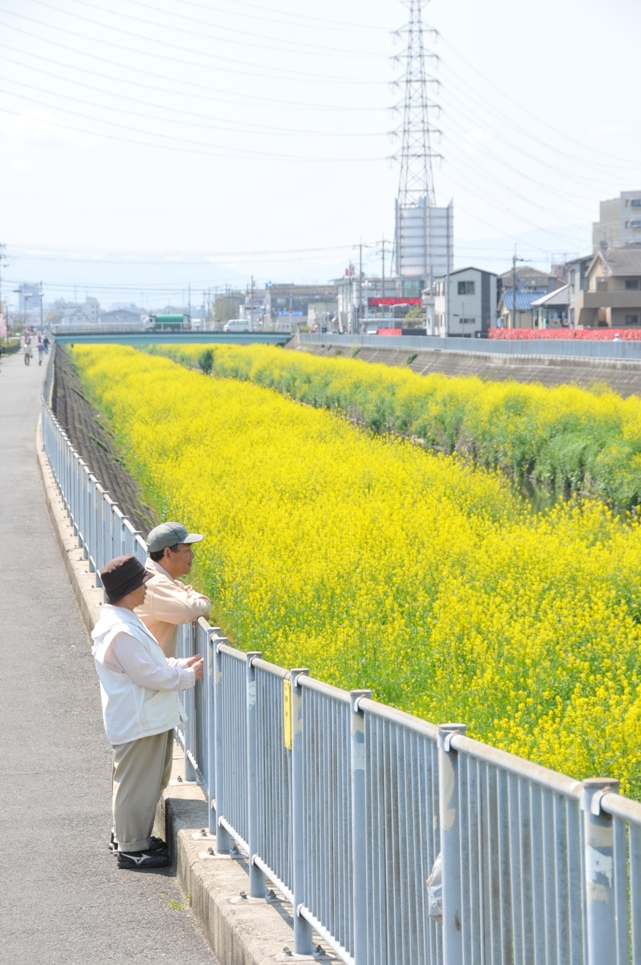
[146,341,641,510]
[71,344,641,798]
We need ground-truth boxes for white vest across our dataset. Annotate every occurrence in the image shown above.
[91,604,187,745]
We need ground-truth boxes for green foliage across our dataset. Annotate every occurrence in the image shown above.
[198,349,214,375]
[1,337,21,356]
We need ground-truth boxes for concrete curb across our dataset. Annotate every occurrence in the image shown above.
[36,418,330,964]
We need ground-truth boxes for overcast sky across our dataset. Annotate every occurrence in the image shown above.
[0,0,639,307]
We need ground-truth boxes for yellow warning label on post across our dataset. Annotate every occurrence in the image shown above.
[283,677,293,751]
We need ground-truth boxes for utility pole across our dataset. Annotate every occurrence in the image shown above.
[445,201,452,337]
[354,238,372,334]
[377,237,391,300]
[511,250,526,329]
[188,283,191,321]
[250,275,255,332]
[39,281,44,332]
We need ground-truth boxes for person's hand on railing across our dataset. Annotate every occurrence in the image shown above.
[187,655,204,680]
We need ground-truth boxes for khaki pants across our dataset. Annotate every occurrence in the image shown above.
[112,729,174,852]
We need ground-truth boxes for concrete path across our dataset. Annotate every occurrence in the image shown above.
[0,351,217,964]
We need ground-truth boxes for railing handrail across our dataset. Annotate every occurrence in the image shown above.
[40,367,641,965]
[449,731,584,800]
[299,330,641,361]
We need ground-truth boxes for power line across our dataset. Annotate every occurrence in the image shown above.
[0,72,389,140]
[441,97,627,196]
[443,158,590,249]
[49,0,388,58]
[0,40,387,114]
[0,97,386,163]
[441,38,639,170]
[5,241,365,259]
[0,8,387,86]
[157,0,392,32]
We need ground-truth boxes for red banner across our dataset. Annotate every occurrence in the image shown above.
[377,328,403,336]
[368,297,422,307]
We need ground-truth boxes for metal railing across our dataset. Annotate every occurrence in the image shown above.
[41,383,641,965]
[300,331,641,361]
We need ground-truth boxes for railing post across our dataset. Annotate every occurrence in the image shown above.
[214,637,231,854]
[88,474,98,574]
[99,492,110,571]
[184,622,198,782]
[438,723,467,965]
[205,628,220,835]
[350,690,372,965]
[246,651,266,898]
[291,668,314,956]
[582,777,619,965]
[80,463,89,555]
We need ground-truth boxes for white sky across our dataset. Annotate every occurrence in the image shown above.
[0,0,639,307]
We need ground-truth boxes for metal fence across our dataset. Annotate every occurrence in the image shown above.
[41,387,641,965]
[300,331,641,361]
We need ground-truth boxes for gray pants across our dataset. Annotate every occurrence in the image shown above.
[112,729,173,852]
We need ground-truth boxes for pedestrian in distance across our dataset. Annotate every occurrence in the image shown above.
[135,521,211,659]
[23,340,32,366]
[43,334,49,354]
[37,340,44,365]
[91,554,204,870]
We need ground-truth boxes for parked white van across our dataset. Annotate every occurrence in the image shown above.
[223,319,252,333]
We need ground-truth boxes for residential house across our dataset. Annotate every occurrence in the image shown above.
[576,247,641,328]
[566,255,592,328]
[531,285,570,329]
[497,266,560,302]
[497,289,548,329]
[432,267,497,337]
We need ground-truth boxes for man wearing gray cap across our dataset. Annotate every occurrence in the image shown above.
[135,521,211,658]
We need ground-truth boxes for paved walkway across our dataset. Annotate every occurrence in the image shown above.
[0,351,216,964]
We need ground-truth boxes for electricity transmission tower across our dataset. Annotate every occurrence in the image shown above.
[393,0,451,294]
[394,0,440,209]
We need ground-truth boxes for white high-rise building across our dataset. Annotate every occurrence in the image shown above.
[396,198,453,285]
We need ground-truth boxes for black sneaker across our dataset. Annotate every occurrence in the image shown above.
[117,849,170,870]
[110,833,167,856]
[149,835,168,854]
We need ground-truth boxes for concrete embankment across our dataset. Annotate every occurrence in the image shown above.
[290,335,641,396]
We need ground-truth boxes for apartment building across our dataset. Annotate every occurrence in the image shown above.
[592,191,641,250]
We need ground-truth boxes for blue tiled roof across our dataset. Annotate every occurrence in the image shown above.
[502,289,548,311]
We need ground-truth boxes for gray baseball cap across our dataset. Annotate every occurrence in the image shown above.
[146,521,204,554]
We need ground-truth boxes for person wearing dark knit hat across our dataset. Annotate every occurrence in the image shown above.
[91,554,204,870]
[135,521,211,659]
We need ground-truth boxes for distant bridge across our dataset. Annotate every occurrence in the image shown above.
[52,330,292,347]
